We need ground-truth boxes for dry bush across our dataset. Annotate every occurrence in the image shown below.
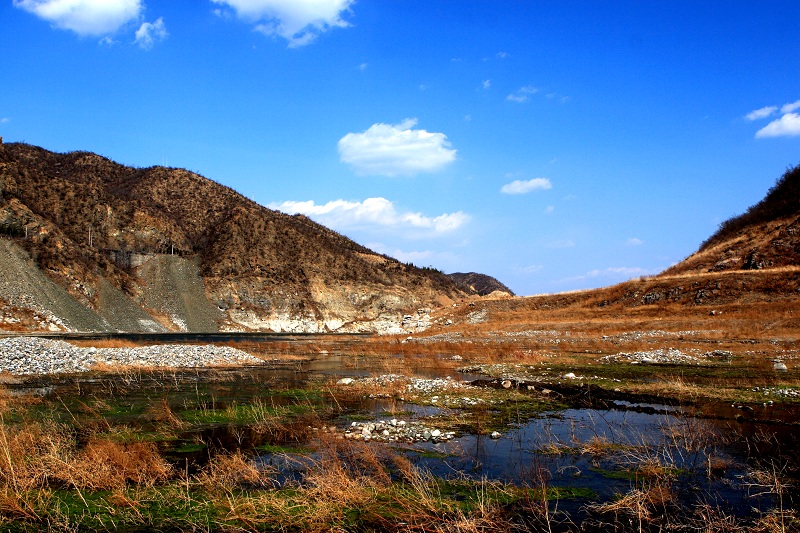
[145,398,186,429]
[197,451,271,491]
[580,436,618,457]
[0,386,44,418]
[589,481,675,528]
[0,420,73,488]
[58,438,173,490]
[306,435,392,497]
[659,417,726,455]
[750,510,800,533]
[690,503,742,533]
[218,436,397,530]
[0,419,75,519]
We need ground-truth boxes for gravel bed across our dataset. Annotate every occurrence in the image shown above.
[341,419,457,443]
[337,373,495,408]
[599,348,703,365]
[600,330,719,342]
[0,337,265,375]
[752,386,800,398]
[337,374,468,395]
[458,364,541,382]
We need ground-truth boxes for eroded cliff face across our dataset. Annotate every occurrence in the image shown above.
[208,276,445,333]
[0,143,465,333]
[0,242,446,333]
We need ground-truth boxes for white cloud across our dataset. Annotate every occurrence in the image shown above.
[270,197,469,237]
[506,86,538,103]
[13,0,142,36]
[545,92,571,104]
[756,113,800,138]
[544,205,555,214]
[584,267,649,279]
[745,105,777,121]
[367,244,432,264]
[365,243,462,269]
[559,266,652,284]
[134,17,167,49]
[746,99,800,138]
[210,0,354,47]
[338,119,457,177]
[358,62,368,71]
[781,100,800,114]
[0,118,9,124]
[482,79,491,90]
[519,264,543,274]
[626,237,644,246]
[500,177,552,194]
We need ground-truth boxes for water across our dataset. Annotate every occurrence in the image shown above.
[5,348,798,519]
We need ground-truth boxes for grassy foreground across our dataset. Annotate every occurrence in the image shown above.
[0,352,796,532]
[4,289,800,532]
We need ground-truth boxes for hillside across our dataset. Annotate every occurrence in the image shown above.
[664,164,800,275]
[424,163,800,333]
[0,142,468,333]
[447,272,515,296]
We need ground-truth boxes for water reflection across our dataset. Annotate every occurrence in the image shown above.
[4,350,798,515]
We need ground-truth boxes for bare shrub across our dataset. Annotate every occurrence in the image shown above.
[59,439,173,490]
[197,451,271,491]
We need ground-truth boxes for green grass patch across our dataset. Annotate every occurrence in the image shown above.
[254,443,313,454]
[179,399,318,425]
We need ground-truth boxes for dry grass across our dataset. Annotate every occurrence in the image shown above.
[0,419,172,490]
[580,436,621,457]
[589,482,675,530]
[197,451,271,491]
[61,439,173,490]
[191,434,524,532]
[67,339,141,349]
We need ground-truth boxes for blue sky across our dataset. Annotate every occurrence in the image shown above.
[1,1,798,296]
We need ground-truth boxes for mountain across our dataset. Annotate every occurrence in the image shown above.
[429,165,800,332]
[447,272,515,297]
[663,164,800,276]
[0,142,467,333]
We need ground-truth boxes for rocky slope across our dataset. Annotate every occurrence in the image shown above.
[0,142,468,333]
[426,163,800,329]
[664,164,800,275]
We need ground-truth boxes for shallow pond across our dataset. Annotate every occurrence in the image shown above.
[6,350,799,523]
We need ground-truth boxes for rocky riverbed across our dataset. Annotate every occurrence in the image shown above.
[340,419,457,443]
[0,337,265,375]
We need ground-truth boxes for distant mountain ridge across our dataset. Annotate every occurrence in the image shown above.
[0,142,470,333]
[447,272,515,296]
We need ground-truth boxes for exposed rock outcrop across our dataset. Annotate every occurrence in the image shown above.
[0,142,468,332]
